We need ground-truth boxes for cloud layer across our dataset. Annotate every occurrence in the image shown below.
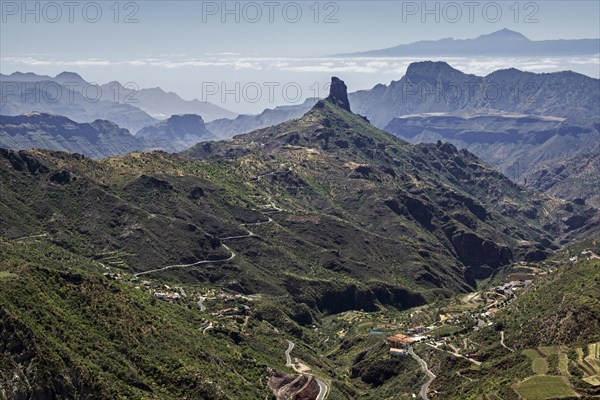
[3,54,599,78]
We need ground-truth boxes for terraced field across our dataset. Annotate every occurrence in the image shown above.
[516,347,579,399]
[516,375,579,400]
[580,342,600,386]
[523,349,549,375]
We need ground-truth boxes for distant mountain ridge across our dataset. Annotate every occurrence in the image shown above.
[207,98,318,139]
[97,81,237,122]
[337,28,600,57]
[1,71,237,126]
[0,78,158,133]
[383,112,600,182]
[137,114,216,152]
[0,113,143,158]
[349,61,600,128]
[0,112,218,157]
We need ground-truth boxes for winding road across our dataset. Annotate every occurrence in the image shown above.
[133,184,280,277]
[285,340,329,400]
[198,295,207,312]
[500,331,514,352]
[133,243,237,277]
[409,348,436,400]
[285,340,295,367]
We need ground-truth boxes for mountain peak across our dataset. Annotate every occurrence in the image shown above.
[166,113,206,125]
[405,61,462,79]
[55,71,85,80]
[326,77,351,112]
[478,28,529,41]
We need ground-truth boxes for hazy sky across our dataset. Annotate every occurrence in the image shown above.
[2,0,599,113]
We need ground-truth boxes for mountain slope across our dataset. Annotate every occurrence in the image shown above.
[384,112,600,181]
[337,28,600,57]
[408,241,600,400]
[1,77,599,400]
[183,77,596,281]
[207,98,318,139]
[0,237,295,400]
[0,113,144,158]
[136,114,216,152]
[523,152,600,208]
[349,61,600,128]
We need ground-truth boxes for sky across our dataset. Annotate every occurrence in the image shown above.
[1,0,599,113]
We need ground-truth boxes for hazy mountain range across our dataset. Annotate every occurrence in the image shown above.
[383,112,600,182]
[0,72,236,131]
[1,62,599,204]
[0,112,217,157]
[137,114,216,153]
[0,77,158,133]
[337,28,600,57]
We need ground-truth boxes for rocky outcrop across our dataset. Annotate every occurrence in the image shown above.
[523,153,600,208]
[0,113,144,158]
[449,231,512,278]
[326,77,351,112]
[136,113,216,152]
[268,370,320,400]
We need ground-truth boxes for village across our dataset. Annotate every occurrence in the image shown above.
[382,269,537,360]
[382,245,599,362]
[99,262,263,337]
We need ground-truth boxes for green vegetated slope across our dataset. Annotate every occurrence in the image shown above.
[312,240,600,400]
[1,78,599,399]
[408,242,600,400]
[183,85,597,280]
[0,238,290,399]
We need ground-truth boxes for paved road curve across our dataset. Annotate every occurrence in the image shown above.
[133,188,279,277]
[285,340,295,367]
[500,331,514,352]
[285,340,328,400]
[315,378,328,400]
[409,348,436,400]
[197,295,207,312]
[133,244,236,277]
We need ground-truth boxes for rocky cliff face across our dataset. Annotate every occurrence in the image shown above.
[523,152,600,208]
[383,113,600,182]
[349,61,600,128]
[0,113,144,158]
[326,77,351,112]
[136,113,216,152]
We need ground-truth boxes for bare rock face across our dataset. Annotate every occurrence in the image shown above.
[268,370,320,400]
[326,77,351,112]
